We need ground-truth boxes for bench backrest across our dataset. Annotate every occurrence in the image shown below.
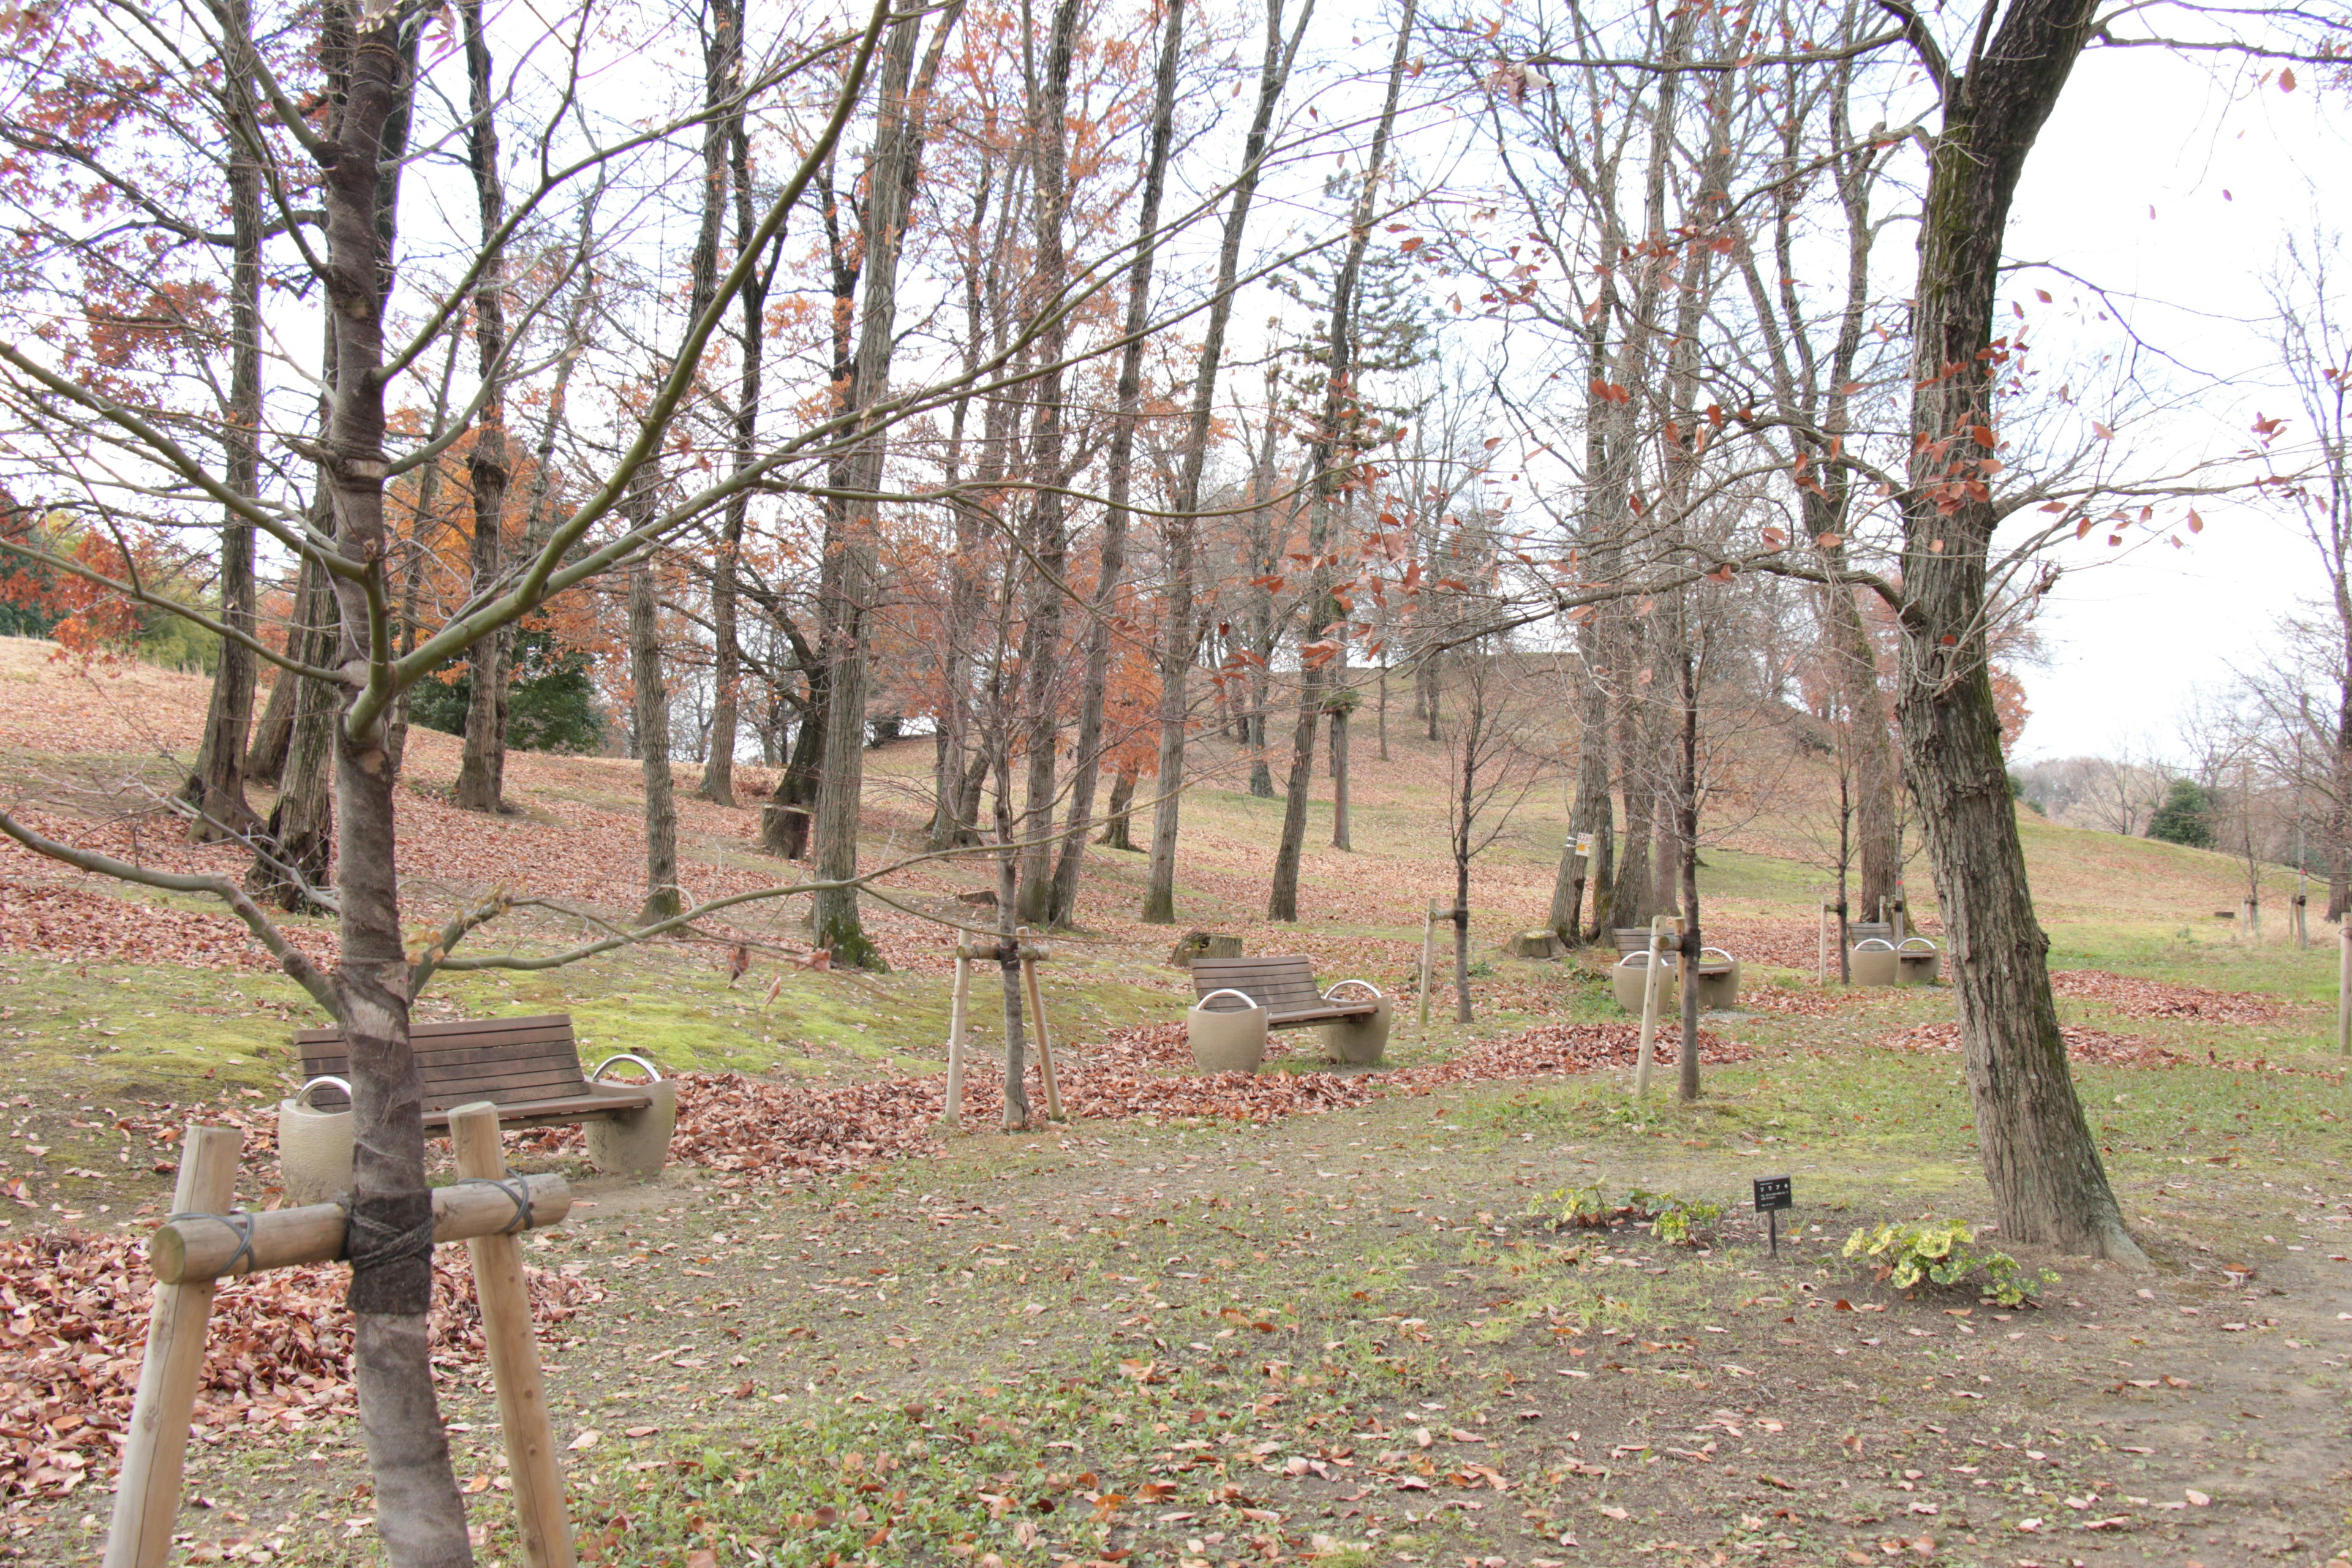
[1191,956,1322,1014]
[1847,921,1894,944]
[294,1014,587,1112]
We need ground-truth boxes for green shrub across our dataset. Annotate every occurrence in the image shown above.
[1526,1182,1721,1245]
[1842,1216,2054,1306]
[1646,1194,1724,1246]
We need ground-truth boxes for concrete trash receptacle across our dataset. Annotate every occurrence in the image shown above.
[1850,937,1899,986]
[1896,936,1942,986]
[1697,948,1742,1009]
[1188,990,1269,1073]
[1317,981,1391,1065]
[1612,951,1673,1012]
[584,1054,677,1178]
[277,1076,353,1206]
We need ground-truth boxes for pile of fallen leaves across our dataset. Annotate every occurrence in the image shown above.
[1409,1020,1758,1079]
[2046,968,2298,1025]
[0,1230,601,1502]
[1738,982,1852,1017]
[529,1019,1770,1179]
[1875,1020,2332,1076]
[0,881,339,974]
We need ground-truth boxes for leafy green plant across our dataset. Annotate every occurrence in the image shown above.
[1842,1216,2054,1306]
[1526,1180,1613,1229]
[1526,1182,1721,1243]
[1646,1195,1724,1246]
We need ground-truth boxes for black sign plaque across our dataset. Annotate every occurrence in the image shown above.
[1753,1175,1793,1256]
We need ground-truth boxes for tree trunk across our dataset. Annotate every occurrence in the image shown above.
[1268,0,1414,922]
[1012,0,1082,929]
[450,0,512,815]
[807,4,959,968]
[1328,705,1351,850]
[1142,0,1306,923]
[309,12,474,1562]
[2331,673,2350,920]
[246,551,320,786]
[247,554,339,910]
[1048,0,1180,926]
[697,0,747,809]
[179,6,264,843]
[1676,638,1702,1103]
[1099,764,1137,848]
[1894,0,2137,1259]
[629,553,679,925]
[1552,656,1613,943]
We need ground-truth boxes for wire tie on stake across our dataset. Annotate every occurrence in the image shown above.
[167,1209,258,1278]
[450,1175,536,1235]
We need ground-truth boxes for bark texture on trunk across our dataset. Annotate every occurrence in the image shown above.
[807,3,959,967]
[1327,704,1351,850]
[696,0,747,809]
[629,556,679,924]
[1012,0,1082,929]
[451,0,511,816]
[1142,0,1308,923]
[1047,0,1182,927]
[180,7,265,843]
[309,12,474,1562]
[1268,0,1414,922]
[1893,0,2137,1259]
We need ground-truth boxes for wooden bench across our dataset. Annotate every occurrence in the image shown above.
[1186,955,1390,1068]
[1190,956,1380,1028]
[293,1014,676,1176]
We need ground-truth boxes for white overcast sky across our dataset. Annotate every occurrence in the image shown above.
[1999,45,2343,763]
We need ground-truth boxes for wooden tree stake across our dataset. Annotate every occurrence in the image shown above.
[1633,914,1679,1097]
[942,954,972,1126]
[449,1103,575,1568]
[1416,903,1436,1035]
[105,1123,242,1568]
[1018,930,1063,1120]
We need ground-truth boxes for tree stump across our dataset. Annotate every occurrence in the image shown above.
[1171,932,1244,968]
[1509,930,1561,960]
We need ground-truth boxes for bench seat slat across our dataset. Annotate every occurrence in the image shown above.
[420,1090,650,1129]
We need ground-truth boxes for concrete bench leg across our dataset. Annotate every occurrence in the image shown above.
[1188,1003,1268,1073]
[586,1080,677,1177]
[1319,998,1392,1066]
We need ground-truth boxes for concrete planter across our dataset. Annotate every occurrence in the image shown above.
[1319,996,1392,1065]
[1697,949,1743,1010]
[1615,951,1741,1012]
[1850,938,1899,987]
[1895,937,1943,986]
[1612,952,1670,1013]
[276,1076,352,1207]
[584,1054,676,1178]
[1188,990,1269,1073]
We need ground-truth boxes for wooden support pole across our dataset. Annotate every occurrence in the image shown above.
[1817,903,1830,987]
[1633,913,1678,1097]
[106,1123,242,1568]
[148,1173,570,1285]
[449,1104,575,1568]
[1018,928,1063,1120]
[1416,902,1436,1035]
[942,954,971,1126]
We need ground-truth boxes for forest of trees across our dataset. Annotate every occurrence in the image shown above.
[0,0,2342,1559]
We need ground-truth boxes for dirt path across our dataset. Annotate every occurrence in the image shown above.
[19,1066,2345,1568]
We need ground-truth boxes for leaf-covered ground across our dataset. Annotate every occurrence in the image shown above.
[4,638,2351,1566]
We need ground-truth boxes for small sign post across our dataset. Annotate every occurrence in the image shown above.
[1753,1175,1793,1256]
